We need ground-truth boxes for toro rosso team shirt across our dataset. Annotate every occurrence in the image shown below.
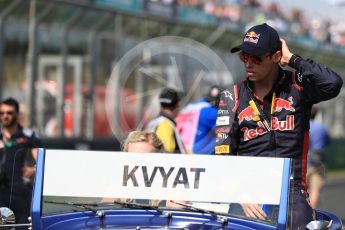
[215,55,343,189]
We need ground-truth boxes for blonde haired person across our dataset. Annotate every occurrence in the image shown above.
[123,130,165,153]
[103,131,182,208]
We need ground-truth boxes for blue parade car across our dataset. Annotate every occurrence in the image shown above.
[0,148,343,229]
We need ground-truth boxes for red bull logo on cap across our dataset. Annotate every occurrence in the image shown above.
[238,106,260,124]
[274,96,295,113]
[244,31,260,44]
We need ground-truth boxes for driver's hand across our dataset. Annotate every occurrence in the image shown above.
[279,38,293,67]
[22,166,35,178]
[240,203,267,220]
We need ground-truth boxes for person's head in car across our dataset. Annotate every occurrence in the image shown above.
[123,130,165,153]
[121,130,184,208]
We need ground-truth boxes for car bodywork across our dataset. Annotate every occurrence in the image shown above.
[1,148,343,229]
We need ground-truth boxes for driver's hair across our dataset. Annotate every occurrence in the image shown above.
[123,130,165,152]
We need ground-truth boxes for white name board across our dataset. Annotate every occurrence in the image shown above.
[43,150,285,204]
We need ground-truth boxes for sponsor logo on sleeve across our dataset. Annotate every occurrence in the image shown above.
[215,127,230,134]
[223,91,233,101]
[217,109,230,115]
[216,132,229,143]
[216,116,230,126]
[297,72,303,83]
[215,145,230,154]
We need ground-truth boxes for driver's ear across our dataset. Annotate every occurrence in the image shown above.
[273,51,282,64]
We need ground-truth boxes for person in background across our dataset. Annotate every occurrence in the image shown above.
[176,85,221,154]
[0,97,41,228]
[147,88,186,154]
[307,106,330,209]
[215,23,342,229]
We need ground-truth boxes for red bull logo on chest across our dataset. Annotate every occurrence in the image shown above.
[238,106,260,124]
[274,96,295,112]
[241,115,295,141]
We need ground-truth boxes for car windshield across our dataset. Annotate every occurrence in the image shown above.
[37,149,294,228]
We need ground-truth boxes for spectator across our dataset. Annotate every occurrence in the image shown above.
[307,106,330,209]
[147,88,186,154]
[176,85,221,154]
[0,97,41,228]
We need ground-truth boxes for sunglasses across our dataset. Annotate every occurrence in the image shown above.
[0,111,15,116]
[239,52,270,65]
